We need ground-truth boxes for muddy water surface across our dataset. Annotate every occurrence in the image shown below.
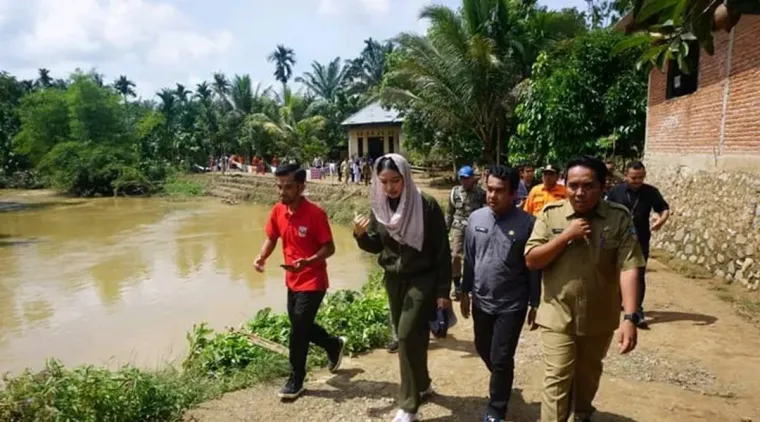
[0,191,372,375]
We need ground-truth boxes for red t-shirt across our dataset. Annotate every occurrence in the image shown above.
[265,199,333,292]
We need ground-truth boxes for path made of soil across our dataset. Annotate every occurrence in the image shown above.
[185,258,760,422]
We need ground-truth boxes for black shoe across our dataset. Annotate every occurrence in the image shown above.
[419,384,434,401]
[327,336,346,373]
[387,340,399,353]
[278,377,304,399]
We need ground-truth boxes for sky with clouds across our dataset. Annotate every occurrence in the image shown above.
[0,0,588,99]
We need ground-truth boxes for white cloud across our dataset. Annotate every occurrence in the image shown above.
[317,0,391,17]
[147,30,233,67]
[4,0,233,96]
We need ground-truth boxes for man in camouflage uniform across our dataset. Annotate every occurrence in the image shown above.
[446,165,486,299]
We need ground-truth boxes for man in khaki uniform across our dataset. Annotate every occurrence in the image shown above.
[525,156,643,422]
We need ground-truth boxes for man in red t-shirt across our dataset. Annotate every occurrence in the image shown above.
[253,163,346,400]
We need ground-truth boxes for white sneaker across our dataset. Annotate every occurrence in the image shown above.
[392,409,419,422]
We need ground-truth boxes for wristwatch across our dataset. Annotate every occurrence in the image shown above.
[623,313,641,325]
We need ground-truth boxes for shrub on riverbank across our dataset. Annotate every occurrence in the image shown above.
[0,269,390,422]
[161,174,208,198]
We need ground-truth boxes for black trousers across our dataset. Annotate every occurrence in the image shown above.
[638,238,651,313]
[287,290,339,381]
[472,306,527,419]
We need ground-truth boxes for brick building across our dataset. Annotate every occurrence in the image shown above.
[645,15,760,170]
[636,15,760,290]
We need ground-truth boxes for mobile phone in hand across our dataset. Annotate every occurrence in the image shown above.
[280,264,296,271]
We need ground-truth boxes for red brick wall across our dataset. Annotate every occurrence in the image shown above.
[722,16,760,153]
[646,15,760,155]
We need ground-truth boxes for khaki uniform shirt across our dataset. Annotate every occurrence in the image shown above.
[525,199,645,336]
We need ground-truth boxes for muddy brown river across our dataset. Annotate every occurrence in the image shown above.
[0,190,372,375]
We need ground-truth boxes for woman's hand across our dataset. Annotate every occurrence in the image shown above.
[353,212,370,237]
[437,298,451,310]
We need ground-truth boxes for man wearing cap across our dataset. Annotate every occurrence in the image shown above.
[446,165,487,298]
[523,164,568,216]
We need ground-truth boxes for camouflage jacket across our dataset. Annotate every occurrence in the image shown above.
[446,185,486,230]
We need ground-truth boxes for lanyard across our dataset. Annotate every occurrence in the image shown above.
[626,190,640,217]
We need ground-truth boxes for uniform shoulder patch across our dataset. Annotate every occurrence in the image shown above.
[541,200,567,212]
[607,201,631,214]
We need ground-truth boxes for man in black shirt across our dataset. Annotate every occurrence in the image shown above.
[606,161,669,327]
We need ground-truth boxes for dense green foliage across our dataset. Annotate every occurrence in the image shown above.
[511,30,648,164]
[0,0,655,185]
[0,38,393,196]
[381,0,589,166]
[0,270,391,421]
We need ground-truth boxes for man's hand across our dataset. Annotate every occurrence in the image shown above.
[460,294,471,319]
[253,255,266,273]
[651,219,665,232]
[353,212,370,237]
[564,218,591,241]
[290,257,311,272]
[437,298,451,310]
[526,307,538,331]
[617,320,638,354]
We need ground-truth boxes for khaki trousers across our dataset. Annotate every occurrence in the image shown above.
[385,275,435,413]
[540,328,613,422]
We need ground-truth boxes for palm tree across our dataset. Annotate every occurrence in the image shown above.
[295,57,351,102]
[212,72,230,103]
[36,68,52,89]
[113,75,136,102]
[174,83,192,103]
[348,38,394,94]
[267,44,296,98]
[382,1,520,164]
[246,102,328,162]
[195,82,213,104]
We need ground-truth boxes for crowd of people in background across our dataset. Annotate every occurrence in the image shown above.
[256,152,669,422]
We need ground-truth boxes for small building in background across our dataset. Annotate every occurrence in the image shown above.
[341,101,404,161]
[621,15,760,290]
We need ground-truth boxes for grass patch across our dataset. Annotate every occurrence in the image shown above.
[0,269,390,422]
[161,175,207,198]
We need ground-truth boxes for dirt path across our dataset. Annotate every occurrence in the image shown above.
[185,259,760,422]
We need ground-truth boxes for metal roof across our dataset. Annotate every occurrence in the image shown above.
[341,101,404,126]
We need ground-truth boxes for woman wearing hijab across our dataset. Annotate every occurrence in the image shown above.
[353,154,451,422]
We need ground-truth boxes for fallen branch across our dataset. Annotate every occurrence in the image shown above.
[229,328,289,356]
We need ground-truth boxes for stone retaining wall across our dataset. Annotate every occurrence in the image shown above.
[647,164,760,290]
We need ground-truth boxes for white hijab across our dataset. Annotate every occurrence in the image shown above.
[370,153,425,252]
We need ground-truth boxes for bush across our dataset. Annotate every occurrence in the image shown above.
[0,269,391,421]
[161,175,207,198]
[0,170,44,189]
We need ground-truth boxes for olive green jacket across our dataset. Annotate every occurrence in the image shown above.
[355,192,452,299]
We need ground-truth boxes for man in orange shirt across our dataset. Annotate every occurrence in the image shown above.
[523,164,567,216]
[253,163,346,400]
